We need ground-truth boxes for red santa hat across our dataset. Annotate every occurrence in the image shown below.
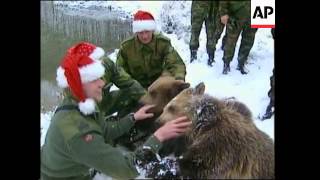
[132,10,156,33]
[56,42,105,115]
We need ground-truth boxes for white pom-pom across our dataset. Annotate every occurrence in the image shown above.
[56,67,68,88]
[78,98,96,115]
[89,47,105,61]
[79,61,105,84]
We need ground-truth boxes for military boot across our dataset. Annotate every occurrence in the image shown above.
[236,62,248,74]
[222,62,230,74]
[207,53,215,67]
[261,102,274,120]
[190,49,197,63]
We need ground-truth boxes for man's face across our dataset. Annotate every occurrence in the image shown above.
[82,78,105,102]
[137,30,153,44]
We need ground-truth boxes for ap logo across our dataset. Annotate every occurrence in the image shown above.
[251,0,275,28]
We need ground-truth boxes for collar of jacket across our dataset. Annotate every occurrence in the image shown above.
[61,89,101,114]
[134,33,156,52]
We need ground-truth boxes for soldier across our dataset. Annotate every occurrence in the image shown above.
[98,55,146,117]
[220,1,258,75]
[41,42,191,180]
[262,29,275,120]
[116,10,186,89]
[189,0,225,66]
[262,68,274,120]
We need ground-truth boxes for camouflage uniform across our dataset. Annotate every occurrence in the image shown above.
[116,32,186,89]
[262,29,275,120]
[41,93,163,180]
[190,1,225,65]
[220,1,258,74]
[268,68,275,110]
[99,57,152,151]
[98,56,145,117]
[269,29,275,109]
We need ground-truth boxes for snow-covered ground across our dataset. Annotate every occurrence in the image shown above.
[41,1,274,179]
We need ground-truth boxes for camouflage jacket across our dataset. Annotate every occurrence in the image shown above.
[99,56,146,111]
[41,95,163,180]
[192,0,220,18]
[116,32,186,88]
[219,1,251,21]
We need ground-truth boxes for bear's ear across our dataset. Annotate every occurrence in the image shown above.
[177,82,190,92]
[169,81,191,98]
[194,82,205,95]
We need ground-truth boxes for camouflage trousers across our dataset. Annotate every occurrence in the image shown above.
[189,2,224,55]
[268,69,275,107]
[222,18,258,64]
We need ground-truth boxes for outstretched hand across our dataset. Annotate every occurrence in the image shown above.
[154,116,192,142]
[134,104,155,121]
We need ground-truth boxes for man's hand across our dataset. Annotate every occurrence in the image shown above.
[154,116,192,142]
[134,104,155,121]
[221,15,229,25]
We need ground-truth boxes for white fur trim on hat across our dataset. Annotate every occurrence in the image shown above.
[79,60,105,84]
[79,98,96,115]
[133,20,156,33]
[89,47,105,61]
[56,61,105,88]
[56,67,68,88]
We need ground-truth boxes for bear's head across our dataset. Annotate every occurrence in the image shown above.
[157,82,225,131]
[139,76,190,115]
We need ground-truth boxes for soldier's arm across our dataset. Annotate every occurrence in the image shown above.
[102,113,135,142]
[107,56,146,101]
[162,42,186,81]
[68,131,163,179]
[116,48,130,74]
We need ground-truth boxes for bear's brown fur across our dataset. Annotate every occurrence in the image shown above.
[223,97,253,121]
[139,76,190,115]
[157,82,274,179]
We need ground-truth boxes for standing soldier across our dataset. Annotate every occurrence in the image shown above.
[190,0,225,66]
[220,0,258,74]
[262,28,275,120]
[116,10,186,89]
[262,68,274,120]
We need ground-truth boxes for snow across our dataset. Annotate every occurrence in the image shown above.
[42,1,274,179]
[41,111,54,147]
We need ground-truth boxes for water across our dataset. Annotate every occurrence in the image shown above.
[41,1,132,112]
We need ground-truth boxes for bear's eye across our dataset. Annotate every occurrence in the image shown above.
[168,105,175,112]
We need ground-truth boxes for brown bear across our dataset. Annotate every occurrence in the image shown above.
[134,76,190,137]
[115,76,190,151]
[157,82,274,179]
